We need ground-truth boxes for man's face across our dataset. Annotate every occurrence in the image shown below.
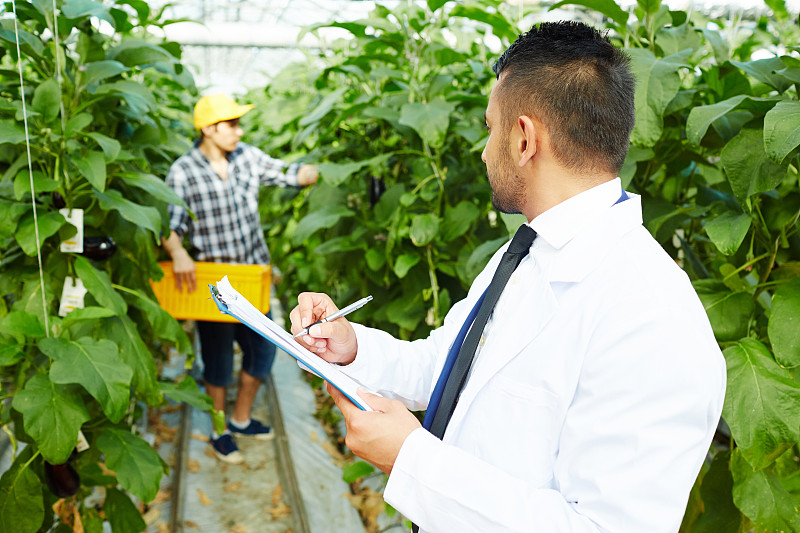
[481,82,526,215]
[206,118,243,152]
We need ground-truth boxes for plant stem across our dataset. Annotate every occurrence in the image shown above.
[721,252,770,283]
[426,245,440,326]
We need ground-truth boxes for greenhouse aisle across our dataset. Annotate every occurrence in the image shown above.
[146,297,367,533]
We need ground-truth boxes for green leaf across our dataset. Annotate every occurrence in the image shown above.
[409,214,439,246]
[292,205,355,244]
[31,79,61,124]
[466,237,507,282]
[768,279,800,368]
[730,57,793,94]
[41,336,133,423]
[549,0,629,26]
[109,40,173,67]
[655,23,702,57]
[105,317,162,404]
[123,288,192,353]
[704,212,751,255]
[365,248,385,271]
[731,450,800,531]
[14,170,58,200]
[399,99,456,148]
[98,430,165,503]
[685,95,779,145]
[449,4,520,41]
[62,0,115,26]
[74,150,107,191]
[626,48,691,147]
[0,451,44,533]
[11,373,90,463]
[117,173,187,206]
[103,487,147,533]
[160,375,213,411]
[82,60,128,86]
[298,86,348,126]
[763,101,800,164]
[74,255,128,316]
[442,202,480,242]
[722,338,800,469]
[95,189,161,235]
[342,461,375,483]
[318,153,392,187]
[693,451,743,532]
[693,281,754,342]
[60,306,116,329]
[15,211,65,256]
[86,132,121,161]
[394,253,421,278]
[721,128,787,207]
[65,113,93,136]
[701,28,729,64]
[427,0,448,12]
[0,341,24,366]
[0,119,28,145]
[0,310,45,340]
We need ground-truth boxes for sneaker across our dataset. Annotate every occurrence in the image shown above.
[227,418,275,441]
[210,433,244,464]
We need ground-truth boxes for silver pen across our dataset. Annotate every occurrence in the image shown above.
[294,295,373,337]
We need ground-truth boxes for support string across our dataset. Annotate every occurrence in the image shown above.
[12,0,50,336]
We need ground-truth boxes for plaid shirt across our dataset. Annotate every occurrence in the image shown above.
[166,142,299,264]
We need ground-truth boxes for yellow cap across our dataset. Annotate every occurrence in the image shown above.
[193,94,254,129]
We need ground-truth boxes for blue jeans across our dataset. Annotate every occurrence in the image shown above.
[196,311,276,387]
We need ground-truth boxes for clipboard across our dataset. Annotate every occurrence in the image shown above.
[209,276,373,411]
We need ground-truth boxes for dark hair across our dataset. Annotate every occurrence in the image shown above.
[492,21,635,174]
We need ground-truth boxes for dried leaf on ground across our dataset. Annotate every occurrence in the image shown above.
[197,489,212,506]
[224,481,243,492]
[143,507,160,525]
[192,434,210,443]
[321,440,345,462]
[156,522,169,533]
[271,485,283,506]
[231,524,247,533]
[268,501,292,519]
[152,488,172,504]
[187,458,201,472]
[310,430,318,442]
[185,520,200,528]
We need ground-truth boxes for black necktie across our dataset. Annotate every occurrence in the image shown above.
[428,224,537,439]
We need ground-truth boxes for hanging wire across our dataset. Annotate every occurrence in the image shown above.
[52,0,67,136]
[12,0,50,336]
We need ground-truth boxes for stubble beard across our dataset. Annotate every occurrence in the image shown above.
[489,142,526,215]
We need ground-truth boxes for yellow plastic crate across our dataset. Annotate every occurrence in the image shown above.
[151,261,271,323]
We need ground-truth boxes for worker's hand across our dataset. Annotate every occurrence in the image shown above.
[290,292,357,365]
[171,249,196,293]
[328,384,421,474]
[297,164,319,186]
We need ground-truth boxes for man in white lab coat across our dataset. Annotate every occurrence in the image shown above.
[290,21,726,533]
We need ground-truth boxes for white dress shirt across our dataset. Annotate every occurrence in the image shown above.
[343,178,726,533]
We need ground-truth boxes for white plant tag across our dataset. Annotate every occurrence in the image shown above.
[76,430,90,452]
[59,208,84,253]
[58,277,87,317]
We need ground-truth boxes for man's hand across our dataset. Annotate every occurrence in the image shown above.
[289,292,357,364]
[297,164,319,186]
[171,250,196,293]
[328,384,421,474]
[162,230,196,292]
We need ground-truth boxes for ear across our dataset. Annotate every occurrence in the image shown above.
[200,124,216,137]
[516,115,537,167]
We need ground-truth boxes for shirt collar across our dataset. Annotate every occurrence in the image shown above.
[529,177,623,250]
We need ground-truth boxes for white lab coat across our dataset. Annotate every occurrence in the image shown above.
[342,179,726,533]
